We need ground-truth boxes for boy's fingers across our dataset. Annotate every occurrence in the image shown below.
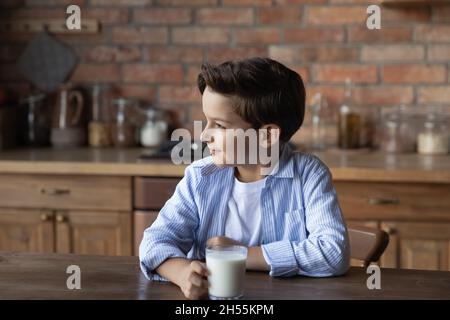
[191,261,208,276]
[188,272,204,287]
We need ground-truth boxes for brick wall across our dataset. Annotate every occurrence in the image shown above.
[1,0,449,142]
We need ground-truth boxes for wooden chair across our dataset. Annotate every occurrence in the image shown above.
[348,227,390,267]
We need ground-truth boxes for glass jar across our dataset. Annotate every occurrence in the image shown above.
[139,107,168,148]
[417,113,449,155]
[19,93,51,147]
[110,98,137,148]
[379,106,416,153]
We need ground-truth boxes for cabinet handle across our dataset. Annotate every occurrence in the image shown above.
[368,198,400,205]
[56,214,67,223]
[40,213,51,222]
[40,188,71,196]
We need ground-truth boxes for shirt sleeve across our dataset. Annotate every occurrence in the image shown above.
[261,155,350,278]
[139,164,200,281]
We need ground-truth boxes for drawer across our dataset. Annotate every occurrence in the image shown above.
[0,174,131,211]
[335,182,450,221]
[133,210,159,255]
[134,177,179,210]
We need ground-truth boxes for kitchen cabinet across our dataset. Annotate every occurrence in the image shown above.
[0,208,54,253]
[380,222,450,271]
[336,181,450,271]
[0,174,132,256]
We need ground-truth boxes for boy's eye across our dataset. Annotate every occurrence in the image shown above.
[214,123,225,129]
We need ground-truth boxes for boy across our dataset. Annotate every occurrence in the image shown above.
[139,57,350,300]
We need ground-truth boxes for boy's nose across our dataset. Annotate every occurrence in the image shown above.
[200,128,214,143]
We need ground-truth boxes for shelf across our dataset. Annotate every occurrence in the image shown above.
[0,19,99,34]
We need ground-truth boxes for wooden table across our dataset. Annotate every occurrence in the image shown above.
[1,252,450,300]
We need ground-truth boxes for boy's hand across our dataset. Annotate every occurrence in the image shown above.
[178,261,209,300]
[207,236,243,247]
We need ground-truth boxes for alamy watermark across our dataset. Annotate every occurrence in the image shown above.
[170,121,280,176]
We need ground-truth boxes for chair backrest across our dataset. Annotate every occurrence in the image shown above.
[348,227,390,267]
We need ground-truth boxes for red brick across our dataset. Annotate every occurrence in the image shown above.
[112,27,168,44]
[25,0,85,5]
[306,6,366,26]
[235,28,281,45]
[116,85,156,103]
[259,7,302,24]
[224,0,272,5]
[382,64,447,84]
[306,85,345,109]
[361,45,424,62]
[146,46,204,63]
[348,26,412,43]
[197,8,253,26]
[84,9,129,25]
[269,46,358,63]
[284,27,344,43]
[190,105,206,123]
[122,64,183,84]
[8,8,63,18]
[383,7,430,23]
[206,47,267,63]
[416,25,450,42]
[276,0,327,3]
[329,0,380,2]
[353,86,414,106]
[70,64,120,83]
[85,46,141,63]
[313,65,378,84]
[418,86,450,104]
[172,27,229,45]
[186,65,202,84]
[428,45,450,62]
[159,85,201,104]
[134,9,192,25]
[433,7,450,22]
[157,0,217,5]
[91,0,152,5]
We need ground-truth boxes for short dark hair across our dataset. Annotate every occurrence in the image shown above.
[197,57,305,143]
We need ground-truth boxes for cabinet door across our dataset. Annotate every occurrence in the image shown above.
[55,210,131,256]
[0,208,54,253]
[380,222,450,271]
[346,220,379,267]
[134,210,159,256]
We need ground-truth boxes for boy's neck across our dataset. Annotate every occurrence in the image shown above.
[234,165,264,183]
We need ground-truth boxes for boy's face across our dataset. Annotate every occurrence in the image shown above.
[200,86,254,167]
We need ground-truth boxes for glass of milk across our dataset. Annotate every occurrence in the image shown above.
[206,245,248,300]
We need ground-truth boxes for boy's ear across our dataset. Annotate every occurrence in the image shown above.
[258,124,280,148]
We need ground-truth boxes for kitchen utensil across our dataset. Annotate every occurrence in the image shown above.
[17,31,77,92]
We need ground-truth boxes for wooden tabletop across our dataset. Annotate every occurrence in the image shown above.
[0,147,449,183]
[1,251,450,300]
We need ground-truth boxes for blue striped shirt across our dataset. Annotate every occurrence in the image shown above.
[139,143,350,281]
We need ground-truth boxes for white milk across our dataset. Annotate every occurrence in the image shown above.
[206,251,247,299]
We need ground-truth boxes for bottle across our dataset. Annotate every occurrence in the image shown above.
[417,112,449,155]
[310,93,333,150]
[88,84,111,147]
[338,78,361,149]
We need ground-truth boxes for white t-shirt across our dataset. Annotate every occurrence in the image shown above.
[224,175,267,247]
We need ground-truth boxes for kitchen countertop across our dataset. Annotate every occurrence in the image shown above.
[1,251,450,299]
[0,147,449,183]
